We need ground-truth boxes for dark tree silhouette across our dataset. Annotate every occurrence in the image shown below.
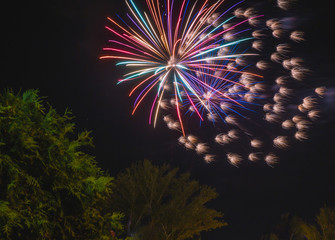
[262,206,335,240]
[112,159,226,240]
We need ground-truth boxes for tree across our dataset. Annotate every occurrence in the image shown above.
[262,206,335,240]
[297,206,335,240]
[0,89,124,239]
[261,213,303,240]
[112,159,227,240]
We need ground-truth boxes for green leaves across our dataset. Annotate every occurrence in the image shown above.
[0,89,124,240]
[0,201,11,216]
[84,176,113,197]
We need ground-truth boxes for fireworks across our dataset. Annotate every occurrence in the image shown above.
[101,0,328,167]
[100,0,261,136]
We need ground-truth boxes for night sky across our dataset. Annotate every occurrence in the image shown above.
[2,0,335,239]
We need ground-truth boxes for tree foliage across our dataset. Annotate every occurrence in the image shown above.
[112,159,226,240]
[297,206,335,240]
[0,89,124,239]
[261,213,302,240]
[262,206,335,240]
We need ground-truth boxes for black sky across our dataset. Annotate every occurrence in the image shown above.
[2,0,335,239]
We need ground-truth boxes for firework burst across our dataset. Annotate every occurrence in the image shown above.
[100,0,262,136]
[101,0,328,167]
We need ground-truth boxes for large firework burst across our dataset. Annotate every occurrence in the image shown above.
[101,0,328,167]
[100,0,263,135]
